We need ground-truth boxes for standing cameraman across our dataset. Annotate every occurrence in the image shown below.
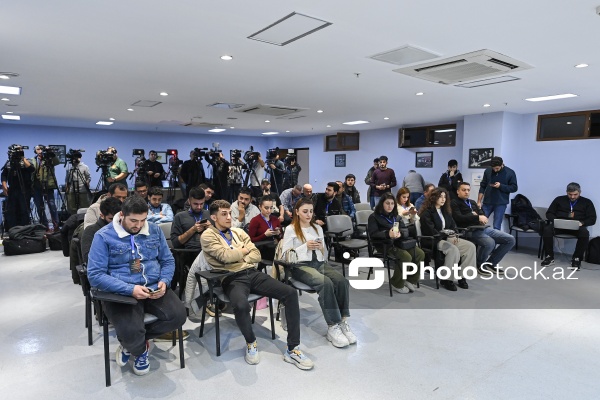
[1,145,34,230]
[268,152,285,196]
[228,151,244,203]
[104,147,128,189]
[205,152,230,200]
[283,156,301,190]
[144,150,165,188]
[65,151,91,215]
[179,150,206,198]
[31,145,60,230]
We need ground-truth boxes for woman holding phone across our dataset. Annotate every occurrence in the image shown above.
[368,193,425,293]
[396,187,420,226]
[281,197,356,348]
[248,196,282,261]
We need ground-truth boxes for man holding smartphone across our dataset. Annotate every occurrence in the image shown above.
[171,187,211,251]
[87,196,186,376]
[477,156,518,230]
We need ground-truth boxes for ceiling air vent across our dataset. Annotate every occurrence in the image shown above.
[180,122,225,127]
[393,49,532,85]
[131,100,162,107]
[236,104,307,116]
[369,45,440,66]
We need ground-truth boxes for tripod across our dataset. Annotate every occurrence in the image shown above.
[242,160,263,199]
[65,161,92,214]
[33,159,67,229]
[94,165,111,192]
[263,163,280,195]
[165,158,182,206]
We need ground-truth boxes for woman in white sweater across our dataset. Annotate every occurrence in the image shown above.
[281,197,356,348]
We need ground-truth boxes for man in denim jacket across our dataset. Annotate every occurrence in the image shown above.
[87,196,186,376]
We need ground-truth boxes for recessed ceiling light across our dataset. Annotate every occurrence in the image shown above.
[286,130,290,133]
[2,115,20,120]
[525,94,578,102]
[96,121,113,125]
[567,122,573,125]
[483,104,491,107]
[326,125,331,128]
[265,120,270,123]
[416,92,424,96]
[262,132,279,135]
[383,117,389,120]
[1,98,9,101]
[342,120,370,125]
[159,92,169,96]
[109,118,115,121]
[6,111,13,114]
[230,126,235,129]
[220,55,233,61]
[317,110,323,113]
[0,75,9,80]
[0,85,21,95]
[575,64,588,68]
[127,108,134,111]
[208,128,226,132]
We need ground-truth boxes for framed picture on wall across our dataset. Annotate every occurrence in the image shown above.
[468,148,494,168]
[415,151,433,168]
[335,154,346,167]
[156,151,167,164]
[49,145,67,164]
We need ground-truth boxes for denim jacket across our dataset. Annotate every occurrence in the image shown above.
[87,213,175,296]
[147,203,174,224]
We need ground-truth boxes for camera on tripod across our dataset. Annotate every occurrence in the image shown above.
[284,153,296,165]
[38,145,58,160]
[65,148,85,165]
[206,142,222,163]
[7,144,29,161]
[167,149,183,170]
[266,147,280,165]
[230,149,243,164]
[193,147,208,158]
[95,150,115,167]
[243,146,261,164]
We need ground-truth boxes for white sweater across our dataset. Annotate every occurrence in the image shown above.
[281,224,327,263]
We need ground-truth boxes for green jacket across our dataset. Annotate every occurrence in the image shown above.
[30,155,60,189]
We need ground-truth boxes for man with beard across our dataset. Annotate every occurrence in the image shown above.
[87,195,186,376]
[364,158,380,209]
[343,174,361,205]
[314,182,344,231]
[143,150,166,188]
[335,180,356,220]
[179,150,206,198]
[370,156,397,206]
[230,187,260,230]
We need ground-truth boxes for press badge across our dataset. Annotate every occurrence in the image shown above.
[129,235,141,273]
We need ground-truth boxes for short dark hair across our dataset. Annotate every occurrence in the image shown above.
[209,200,230,215]
[457,181,471,189]
[100,197,122,217]
[135,180,148,189]
[149,150,157,155]
[189,186,206,200]
[239,187,253,197]
[327,182,340,192]
[345,174,356,180]
[491,156,503,167]
[566,182,581,193]
[373,158,380,163]
[121,195,148,217]
[198,183,214,192]
[379,155,388,161]
[448,159,458,167]
[258,196,274,207]
[374,192,398,217]
[108,182,128,195]
[424,183,435,193]
[148,186,163,197]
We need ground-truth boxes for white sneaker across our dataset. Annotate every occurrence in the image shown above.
[326,324,350,348]
[339,320,357,344]
[245,341,260,365]
[404,282,416,292]
[394,285,410,294]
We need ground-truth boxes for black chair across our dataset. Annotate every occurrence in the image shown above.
[195,269,275,357]
[90,288,185,387]
[413,220,443,290]
[272,259,317,323]
[326,215,369,276]
[75,264,94,346]
[171,248,201,298]
[365,229,400,297]
[506,205,546,255]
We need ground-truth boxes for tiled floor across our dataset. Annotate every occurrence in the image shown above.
[1,245,599,399]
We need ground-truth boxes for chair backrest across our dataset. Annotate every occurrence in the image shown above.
[77,207,88,215]
[355,210,373,227]
[553,218,580,230]
[414,219,423,237]
[326,215,354,235]
[159,222,173,248]
[533,206,548,220]
[354,203,372,211]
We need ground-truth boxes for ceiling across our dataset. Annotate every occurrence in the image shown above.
[2,1,600,137]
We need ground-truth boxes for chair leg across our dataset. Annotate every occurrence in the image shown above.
[268,298,275,340]
[367,267,372,280]
[103,315,111,387]
[275,300,280,321]
[86,294,93,346]
[387,259,393,297]
[199,303,206,338]
[515,231,519,251]
[215,300,221,357]
[178,327,185,368]
[252,301,257,324]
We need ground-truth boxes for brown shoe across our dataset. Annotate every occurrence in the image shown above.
[154,330,189,342]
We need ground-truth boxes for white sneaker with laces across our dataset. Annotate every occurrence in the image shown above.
[394,285,410,294]
[404,282,416,292]
[339,320,357,344]
[326,324,350,348]
[245,341,260,365]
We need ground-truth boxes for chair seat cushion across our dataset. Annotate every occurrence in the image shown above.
[213,287,263,303]
[338,239,368,249]
[289,278,315,292]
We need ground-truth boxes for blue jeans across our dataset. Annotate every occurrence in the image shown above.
[369,196,376,209]
[482,203,507,230]
[465,226,515,266]
[32,187,58,227]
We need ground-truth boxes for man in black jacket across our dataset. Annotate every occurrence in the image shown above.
[179,150,206,198]
[143,150,166,188]
[314,182,344,231]
[541,182,597,270]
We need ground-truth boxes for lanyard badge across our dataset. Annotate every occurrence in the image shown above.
[129,235,142,273]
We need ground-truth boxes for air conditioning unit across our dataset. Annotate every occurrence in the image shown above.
[393,49,532,85]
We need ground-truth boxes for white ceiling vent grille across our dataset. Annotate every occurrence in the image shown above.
[276,115,306,120]
[248,12,332,46]
[393,50,532,85]
[180,122,225,127]
[455,75,520,88]
[236,104,307,116]
[131,100,162,107]
[369,45,440,66]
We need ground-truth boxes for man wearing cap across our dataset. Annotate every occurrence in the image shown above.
[477,156,518,230]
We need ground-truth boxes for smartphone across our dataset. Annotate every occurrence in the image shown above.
[147,287,160,294]
[409,206,415,211]
[199,218,208,224]
[315,238,322,243]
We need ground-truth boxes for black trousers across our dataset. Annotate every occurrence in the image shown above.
[5,190,31,230]
[222,268,300,347]
[542,224,589,259]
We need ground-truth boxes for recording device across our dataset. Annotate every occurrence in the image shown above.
[38,145,58,160]
[167,149,182,170]
[193,147,209,158]
[132,149,145,157]
[95,150,115,167]
[243,146,260,164]
[266,147,279,164]
[64,148,85,165]
[206,142,222,162]
[147,287,161,294]
[199,218,208,224]
[230,149,242,164]
[283,153,297,165]
[7,144,29,161]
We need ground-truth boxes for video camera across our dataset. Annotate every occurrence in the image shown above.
[284,153,297,165]
[95,150,115,167]
[243,146,261,164]
[206,142,222,163]
[193,147,209,158]
[230,149,242,164]
[7,144,29,161]
[65,148,85,165]
[266,147,279,164]
[38,145,59,160]
[167,149,182,170]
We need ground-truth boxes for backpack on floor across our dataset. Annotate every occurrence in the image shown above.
[586,237,600,265]
[3,237,47,256]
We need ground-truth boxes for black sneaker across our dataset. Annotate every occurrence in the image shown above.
[570,258,581,270]
[457,278,469,289]
[441,280,457,291]
[486,265,504,275]
[540,256,555,267]
[477,266,492,276]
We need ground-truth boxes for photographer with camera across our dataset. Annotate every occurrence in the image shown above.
[179,149,206,198]
[266,149,285,196]
[102,147,128,190]
[65,149,91,215]
[282,154,301,190]
[228,149,245,203]
[204,150,230,201]
[143,150,166,188]
[1,145,34,230]
[243,149,265,200]
[30,145,61,231]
